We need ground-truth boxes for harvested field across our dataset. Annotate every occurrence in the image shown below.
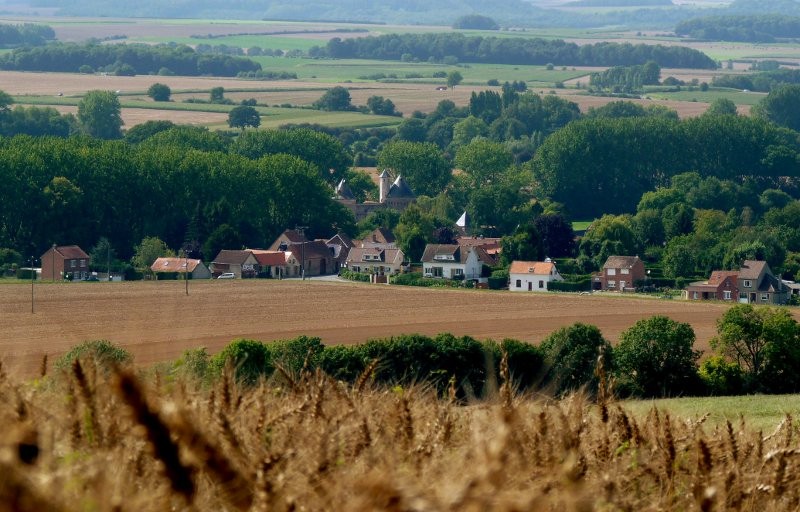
[0,279,742,378]
[47,105,229,128]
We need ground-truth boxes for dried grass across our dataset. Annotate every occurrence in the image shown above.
[1,360,799,511]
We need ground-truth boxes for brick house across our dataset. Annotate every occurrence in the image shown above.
[269,230,335,277]
[40,245,90,281]
[594,256,645,291]
[683,271,739,301]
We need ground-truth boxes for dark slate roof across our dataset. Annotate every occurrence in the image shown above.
[335,179,355,200]
[55,245,89,259]
[327,232,353,248]
[369,227,396,244]
[421,244,464,263]
[287,240,332,260]
[386,175,415,199]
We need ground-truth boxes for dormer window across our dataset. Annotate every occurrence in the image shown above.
[433,254,455,261]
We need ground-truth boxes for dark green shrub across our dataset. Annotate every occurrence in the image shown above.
[270,335,324,375]
[210,338,271,386]
[340,269,371,282]
[540,323,612,396]
[318,344,366,382]
[614,316,701,398]
[497,338,544,391]
[174,347,211,383]
[55,340,132,372]
[548,279,591,292]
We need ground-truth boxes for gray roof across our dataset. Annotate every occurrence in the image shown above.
[602,256,642,270]
[386,175,415,199]
[336,179,355,200]
[739,260,768,281]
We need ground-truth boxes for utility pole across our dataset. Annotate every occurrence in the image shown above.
[51,243,56,282]
[30,256,35,314]
[184,249,189,296]
[295,225,308,280]
[107,241,110,282]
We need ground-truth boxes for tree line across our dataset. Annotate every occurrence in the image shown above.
[0,23,55,47]
[675,14,800,42]
[0,42,262,76]
[317,33,717,69]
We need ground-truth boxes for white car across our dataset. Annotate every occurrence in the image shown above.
[217,272,235,279]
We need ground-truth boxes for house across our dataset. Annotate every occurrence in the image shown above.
[421,244,492,281]
[457,236,501,263]
[509,260,563,292]
[269,230,335,277]
[150,257,212,279]
[210,250,260,278]
[335,170,416,221]
[594,256,645,291]
[251,250,300,278]
[326,233,353,273]
[344,247,405,275]
[40,245,90,281]
[683,271,739,301]
[736,260,789,304]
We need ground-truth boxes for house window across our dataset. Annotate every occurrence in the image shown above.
[693,291,699,299]
[516,279,522,288]
[70,260,76,268]
[539,280,544,289]
[620,281,626,289]
[80,259,86,267]
[607,269,616,276]
[743,280,752,288]
[761,294,769,302]
[621,268,629,275]
[431,267,443,278]
[453,268,463,276]
[723,290,732,300]
[607,280,616,288]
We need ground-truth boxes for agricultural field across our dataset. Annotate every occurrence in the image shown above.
[0,278,743,379]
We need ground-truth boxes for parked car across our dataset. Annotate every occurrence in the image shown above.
[84,275,99,282]
[217,272,235,279]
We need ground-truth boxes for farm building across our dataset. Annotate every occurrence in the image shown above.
[509,260,563,292]
[150,257,211,279]
[40,245,90,281]
[210,250,260,278]
[269,230,335,277]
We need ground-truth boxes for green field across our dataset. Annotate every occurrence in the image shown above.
[621,393,800,432]
[12,94,404,129]
[649,88,767,105]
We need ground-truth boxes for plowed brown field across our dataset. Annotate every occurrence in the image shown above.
[0,279,741,378]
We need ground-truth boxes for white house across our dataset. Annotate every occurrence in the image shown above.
[509,260,563,292]
[421,244,490,280]
[345,247,405,275]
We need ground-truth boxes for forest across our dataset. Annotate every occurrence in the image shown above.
[318,33,718,69]
[0,43,262,76]
[675,14,800,42]
[0,23,54,48]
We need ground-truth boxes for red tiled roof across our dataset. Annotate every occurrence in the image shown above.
[250,250,287,266]
[509,261,556,275]
[150,257,203,273]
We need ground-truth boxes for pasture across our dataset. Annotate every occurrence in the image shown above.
[0,279,735,379]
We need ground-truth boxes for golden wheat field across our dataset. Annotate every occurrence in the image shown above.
[2,353,800,512]
[0,279,737,379]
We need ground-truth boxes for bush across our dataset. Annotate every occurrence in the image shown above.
[174,347,211,383]
[540,323,612,396]
[270,335,324,375]
[699,356,744,396]
[210,338,271,386]
[548,279,591,292]
[55,340,132,373]
[614,316,702,398]
[340,268,371,282]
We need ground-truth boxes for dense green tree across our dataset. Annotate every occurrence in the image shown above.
[131,236,174,272]
[533,214,576,258]
[77,90,123,139]
[712,304,800,391]
[202,224,242,261]
[704,97,738,116]
[314,86,353,111]
[540,323,612,396]
[450,116,489,147]
[210,86,225,103]
[395,118,427,142]
[452,14,499,30]
[501,224,544,265]
[454,139,512,187]
[446,71,463,89]
[89,237,118,272]
[357,209,401,238]
[147,82,171,102]
[615,316,701,397]
[124,120,176,144]
[227,105,261,130]
[377,141,451,197]
[662,236,696,278]
[366,95,398,116]
[752,84,800,131]
[394,204,436,262]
